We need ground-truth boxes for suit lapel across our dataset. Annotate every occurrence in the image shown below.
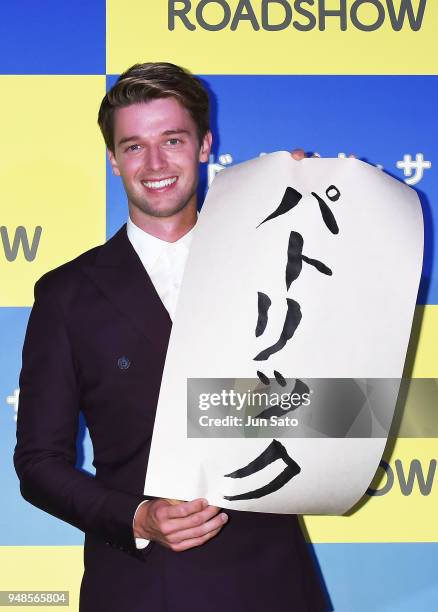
[82,224,172,356]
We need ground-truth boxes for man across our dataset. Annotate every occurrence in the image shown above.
[15,62,329,611]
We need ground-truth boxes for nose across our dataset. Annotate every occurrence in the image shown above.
[144,144,167,173]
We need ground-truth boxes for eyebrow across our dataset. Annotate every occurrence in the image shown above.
[117,129,191,147]
[162,129,191,136]
[117,135,141,147]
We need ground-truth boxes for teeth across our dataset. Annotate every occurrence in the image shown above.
[143,177,177,189]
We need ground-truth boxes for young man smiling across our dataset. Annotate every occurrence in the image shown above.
[106,96,211,241]
[15,63,329,611]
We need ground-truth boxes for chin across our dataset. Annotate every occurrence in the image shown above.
[136,200,190,219]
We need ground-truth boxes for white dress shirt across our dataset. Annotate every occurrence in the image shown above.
[126,215,195,548]
[127,215,194,321]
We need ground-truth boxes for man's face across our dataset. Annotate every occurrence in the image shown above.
[108,97,212,219]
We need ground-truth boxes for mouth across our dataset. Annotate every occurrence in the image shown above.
[141,176,178,192]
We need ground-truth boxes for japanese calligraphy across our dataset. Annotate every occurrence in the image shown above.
[223,180,342,501]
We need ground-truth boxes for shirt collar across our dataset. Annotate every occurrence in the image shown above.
[126,215,196,270]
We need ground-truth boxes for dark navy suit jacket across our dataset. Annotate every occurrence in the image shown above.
[14,225,329,612]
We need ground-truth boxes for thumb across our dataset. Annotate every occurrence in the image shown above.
[164,498,184,506]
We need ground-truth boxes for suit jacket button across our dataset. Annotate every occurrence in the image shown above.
[117,356,130,369]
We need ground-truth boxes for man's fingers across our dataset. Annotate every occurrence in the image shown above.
[291,150,356,160]
[163,498,208,519]
[170,525,225,552]
[166,512,228,544]
[291,148,305,161]
[161,504,222,535]
[165,498,183,506]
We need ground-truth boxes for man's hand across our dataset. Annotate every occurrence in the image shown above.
[291,148,356,160]
[291,148,306,161]
[134,498,228,552]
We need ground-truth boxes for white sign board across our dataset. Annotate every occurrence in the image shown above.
[145,153,423,515]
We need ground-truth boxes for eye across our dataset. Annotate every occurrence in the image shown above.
[166,138,181,145]
[125,144,141,152]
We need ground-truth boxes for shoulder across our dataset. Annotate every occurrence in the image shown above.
[34,244,102,302]
[32,224,128,306]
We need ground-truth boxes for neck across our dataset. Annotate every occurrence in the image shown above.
[128,201,197,243]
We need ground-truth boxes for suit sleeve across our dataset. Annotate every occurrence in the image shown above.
[14,276,147,555]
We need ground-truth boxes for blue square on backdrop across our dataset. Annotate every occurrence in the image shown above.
[0,307,93,545]
[0,1,105,74]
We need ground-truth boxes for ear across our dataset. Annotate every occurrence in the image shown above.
[199,130,212,163]
[107,149,121,176]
